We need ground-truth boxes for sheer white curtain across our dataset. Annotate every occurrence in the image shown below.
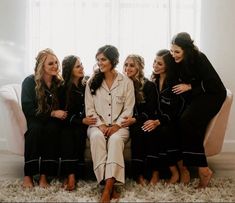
[28,0,201,77]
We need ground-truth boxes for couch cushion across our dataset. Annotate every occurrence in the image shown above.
[0,84,26,155]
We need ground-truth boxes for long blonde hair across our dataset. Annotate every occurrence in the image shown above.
[124,54,145,103]
[34,48,62,114]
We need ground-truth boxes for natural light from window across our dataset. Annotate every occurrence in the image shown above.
[28,0,201,77]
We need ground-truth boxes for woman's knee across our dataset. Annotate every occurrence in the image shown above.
[108,134,124,147]
[89,131,105,143]
[45,120,61,133]
[26,125,43,138]
[179,114,194,128]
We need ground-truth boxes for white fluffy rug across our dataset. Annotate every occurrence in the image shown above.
[0,178,235,202]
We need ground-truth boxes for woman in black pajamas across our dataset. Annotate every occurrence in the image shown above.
[170,32,226,188]
[150,49,185,184]
[59,55,96,191]
[21,48,68,188]
[122,54,159,185]
[122,53,184,185]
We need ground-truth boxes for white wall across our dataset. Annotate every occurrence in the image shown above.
[0,0,27,148]
[0,0,27,86]
[200,0,235,152]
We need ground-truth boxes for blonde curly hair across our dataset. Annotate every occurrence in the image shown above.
[34,48,62,114]
[123,54,145,103]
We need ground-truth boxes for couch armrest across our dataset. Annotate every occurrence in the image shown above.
[0,84,26,155]
[204,89,233,156]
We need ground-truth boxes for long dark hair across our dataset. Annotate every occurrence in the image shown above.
[62,55,85,110]
[151,49,177,86]
[89,45,119,95]
[171,32,200,74]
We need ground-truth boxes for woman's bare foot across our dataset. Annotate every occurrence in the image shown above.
[137,175,147,186]
[180,168,190,184]
[177,160,190,184]
[101,189,111,203]
[111,186,120,200]
[61,178,68,188]
[22,176,34,188]
[39,174,49,188]
[198,167,213,188]
[65,174,76,191]
[100,178,115,203]
[149,171,159,185]
[167,166,179,184]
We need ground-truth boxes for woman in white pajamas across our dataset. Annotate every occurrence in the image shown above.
[85,45,135,203]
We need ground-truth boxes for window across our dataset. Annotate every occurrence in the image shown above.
[28,0,201,77]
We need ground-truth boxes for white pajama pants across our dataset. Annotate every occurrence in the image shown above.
[87,126,129,184]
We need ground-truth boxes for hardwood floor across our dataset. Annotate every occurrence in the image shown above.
[0,150,234,181]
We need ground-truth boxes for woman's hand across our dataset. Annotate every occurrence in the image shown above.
[172,83,191,94]
[121,116,136,127]
[142,119,160,132]
[82,115,97,125]
[106,124,121,137]
[51,110,68,120]
[98,124,109,135]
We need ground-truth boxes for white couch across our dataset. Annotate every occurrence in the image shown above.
[0,84,233,158]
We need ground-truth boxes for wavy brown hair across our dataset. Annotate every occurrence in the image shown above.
[62,55,86,110]
[124,54,145,103]
[34,48,62,114]
[171,32,199,78]
[151,49,177,87]
[89,45,119,95]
